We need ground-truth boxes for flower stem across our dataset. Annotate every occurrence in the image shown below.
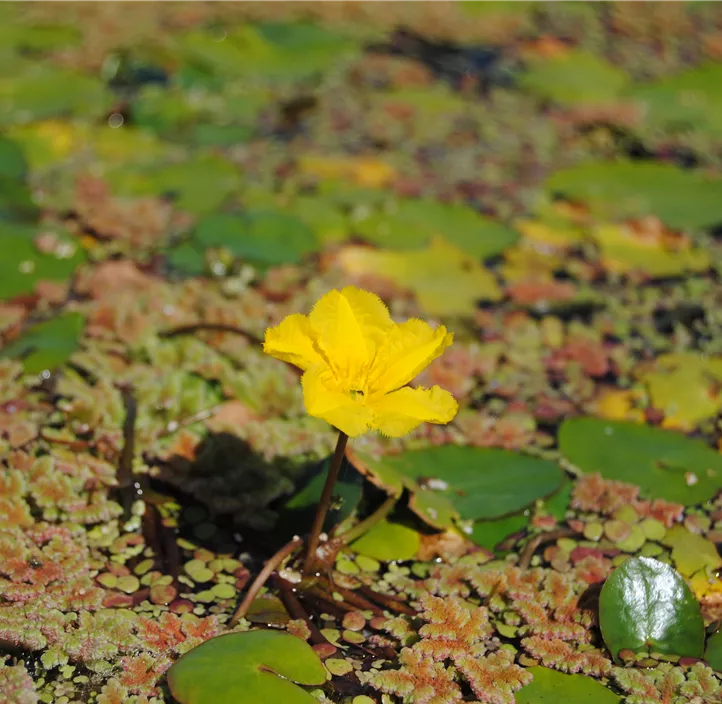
[303,431,348,574]
[230,536,303,627]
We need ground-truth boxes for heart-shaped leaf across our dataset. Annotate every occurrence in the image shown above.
[515,667,621,703]
[559,417,722,505]
[167,630,327,704]
[599,556,704,660]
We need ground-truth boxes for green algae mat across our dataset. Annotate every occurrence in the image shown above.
[4,2,722,703]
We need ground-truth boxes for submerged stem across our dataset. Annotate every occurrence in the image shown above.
[303,431,348,574]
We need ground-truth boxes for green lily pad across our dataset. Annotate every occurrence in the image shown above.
[1,313,85,374]
[354,198,519,258]
[470,513,529,552]
[175,22,360,83]
[545,161,722,231]
[167,630,327,704]
[559,417,722,505]
[192,210,317,266]
[520,50,630,106]
[628,62,722,139]
[515,667,620,703]
[0,135,28,182]
[350,520,420,562]
[599,557,704,660]
[354,446,564,522]
[0,66,112,125]
[0,225,84,299]
[106,154,238,215]
[705,630,722,672]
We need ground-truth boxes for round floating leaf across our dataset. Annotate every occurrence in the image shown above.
[106,154,238,215]
[705,630,722,672]
[545,161,722,231]
[628,62,722,140]
[515,667,621,703]
[350,520,420,562]
[167,630,326,704]
[520,50,629,106]
[176,22,360,83]
[1,313,85,374]
[599,556,704,660]
[0,66,111,125]
[192,210,317,266]
[559,417,722,505]
[356,446,564,522]
[0,225,84,299]
[354,198,518,258]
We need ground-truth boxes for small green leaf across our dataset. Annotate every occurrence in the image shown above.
[470,513,529,552]
[662,525,722,578]
[599,557,704,661]
[193,210,317,266]
[167,630,326,704]
[515,667,621,703]
[0,225,84,298]
[705,630,722,672]
[520,50,629,106]
[545,161,722,231]
[350,520,420,562]
[559,417,722,505]
[354,197,518,258]
[1,313,85,374]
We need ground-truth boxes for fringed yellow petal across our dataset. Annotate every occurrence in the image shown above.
[370,385,458,438]
[369,320,453,394]
[309,287,393,388]
[302,367,373,437]
[263,314,326,371]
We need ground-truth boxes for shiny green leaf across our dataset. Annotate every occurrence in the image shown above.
[599,557,704,660]
[516,667,621,703]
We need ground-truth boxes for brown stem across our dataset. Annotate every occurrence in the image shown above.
[159,322,263,346]
[518,526,579,570]
[321,581,384,616]
[336,494,397,546]
[274,576,327,645]
[230,536,303,627]
[116,387,138,519]
[357,585,417,616]
[303,432,348,574]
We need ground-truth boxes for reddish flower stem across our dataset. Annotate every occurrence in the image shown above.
[230,536,303,626]
[303,431,348,574]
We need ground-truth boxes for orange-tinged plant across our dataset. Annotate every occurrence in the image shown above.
[263,286,458,437]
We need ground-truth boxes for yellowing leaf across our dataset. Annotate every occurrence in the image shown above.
[636,353,722,430]
[515,217,584,249]
[593,222,709,276]
[594,388,646,423]
[298,154,396,189]
[338,237,502,317]
[663,525,722,578]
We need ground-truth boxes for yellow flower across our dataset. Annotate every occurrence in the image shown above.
[263,286,458,437]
